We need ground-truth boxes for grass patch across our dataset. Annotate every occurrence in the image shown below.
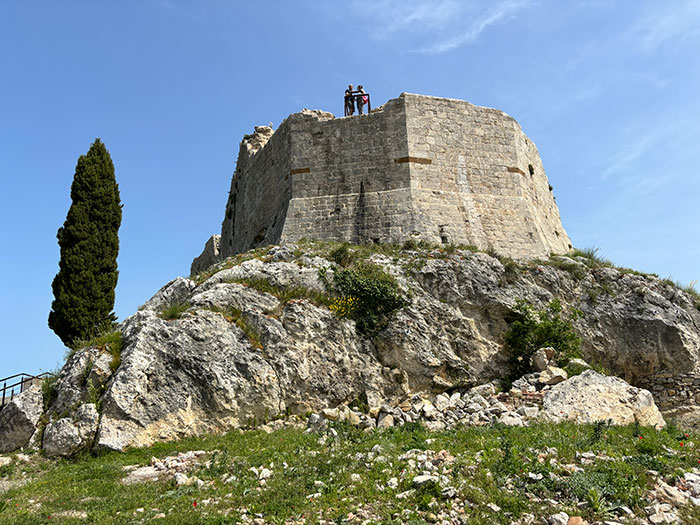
[206,305,262,349]
[232,277,332,309]
[0,421,697,524]
[159,301,191,321]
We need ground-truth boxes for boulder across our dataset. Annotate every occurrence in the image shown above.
[539,366,568,386]
[43,404,99,457]
[530,348,549,372]
[0,386,43,453]
[542,370,665,427]
[138,277,197,313]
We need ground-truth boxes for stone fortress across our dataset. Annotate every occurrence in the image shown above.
[192,93,572,273]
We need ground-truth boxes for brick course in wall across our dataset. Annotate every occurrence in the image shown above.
[212,93,572,262]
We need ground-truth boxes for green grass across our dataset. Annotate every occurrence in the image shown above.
[205,305,263,349]
[231,277,333,311]
[0,421,698,524]
[159,302,192,321]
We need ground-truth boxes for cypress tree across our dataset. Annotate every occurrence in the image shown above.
[49,139,122,348]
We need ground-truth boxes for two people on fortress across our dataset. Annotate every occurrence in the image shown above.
[344,84,368,116]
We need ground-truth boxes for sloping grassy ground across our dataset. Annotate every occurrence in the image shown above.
[1,421,699,524]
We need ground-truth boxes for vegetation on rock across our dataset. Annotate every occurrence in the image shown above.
[331,261,408,336]
[505,299,582,381]
[48,139,122,348]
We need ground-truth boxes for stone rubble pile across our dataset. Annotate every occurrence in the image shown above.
[306,366,665,434]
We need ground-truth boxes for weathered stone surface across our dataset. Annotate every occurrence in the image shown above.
[139,277,197,313]
[50,347,114,417]
[531,348,549,372]
[542,370,665,427]
[190,234,221,276]
[0,386,42,453]
[539,366,568,386]
[214,93,571,262]
[43,404,99,457]
[26,242,699,453]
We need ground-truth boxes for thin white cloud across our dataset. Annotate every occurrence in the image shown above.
[349,0,536,54]
[601,134,656,180]
[420,0,533,54]
[629,0,700,51]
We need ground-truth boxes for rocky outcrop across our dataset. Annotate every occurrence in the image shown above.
[43,403,99,457]
[542,370,665,427]
[190,235,221,276]
[2,244,697,455]
[0,386,43,453]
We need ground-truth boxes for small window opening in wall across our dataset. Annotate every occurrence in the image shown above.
[528,164,534,176]
[554,230,560,237]
[548,184,553,191]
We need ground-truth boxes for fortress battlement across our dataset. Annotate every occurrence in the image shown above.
[192,93,572,274]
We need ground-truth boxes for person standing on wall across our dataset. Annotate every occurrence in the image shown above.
[345,84,355,116]
[356,85,368,114]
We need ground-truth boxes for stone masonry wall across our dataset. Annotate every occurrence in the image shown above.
[403,94,571,257]
[281,97,416,244]
[208,93,572,265]
[637,372,700,411]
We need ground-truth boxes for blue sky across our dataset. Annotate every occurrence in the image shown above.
[1,1,698,375]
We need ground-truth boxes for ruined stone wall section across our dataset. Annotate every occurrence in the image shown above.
[513,124,573,255]
[220,124,292,259]
[210,93,573,265]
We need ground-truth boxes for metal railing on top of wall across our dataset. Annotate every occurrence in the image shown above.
[344,91,372,116]
[0,372,55,409]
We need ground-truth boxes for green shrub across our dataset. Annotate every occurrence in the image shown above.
[332,261,408,335]
[504,299,581,380]
[329,243,355,267]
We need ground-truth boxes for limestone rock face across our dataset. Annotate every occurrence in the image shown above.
[0,386,43,453]
[7,245,696,454]
[542,370,665,427]
[43,404,99,457]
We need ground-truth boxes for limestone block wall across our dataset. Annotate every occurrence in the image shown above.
[281,97,416,244]
[220,124,293,258]
[403,93,571,257]
[637,372,700,411]
[209,92,572,266]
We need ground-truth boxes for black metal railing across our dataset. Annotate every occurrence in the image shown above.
[0,372,55,409]
[344,91,372,117]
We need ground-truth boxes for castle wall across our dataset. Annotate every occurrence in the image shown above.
[402,94,571,257]
[210,93,572,267]
[220,125,292,258]
[280,97,415,244]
